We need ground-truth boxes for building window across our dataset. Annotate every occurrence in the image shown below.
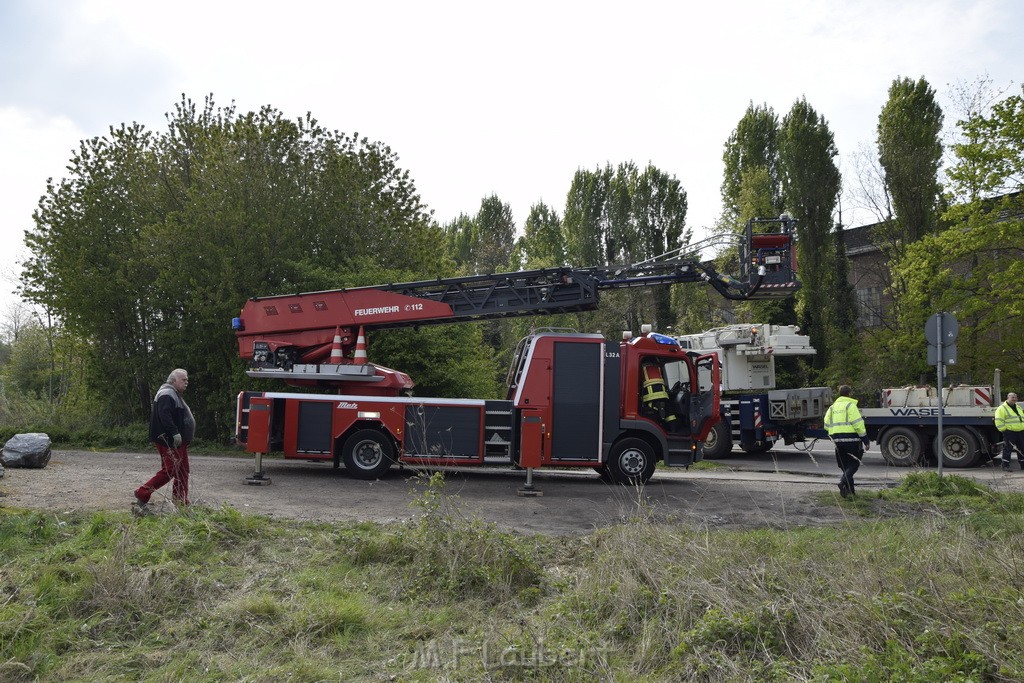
[855,287,882,328]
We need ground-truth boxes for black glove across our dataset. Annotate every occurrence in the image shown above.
[861,436,870,448]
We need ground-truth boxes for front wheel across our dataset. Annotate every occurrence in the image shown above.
[606,438,657,485]
[700,420,733,459]
[880,427,923,467]
[933,427,981,468]
[342,429,396,480]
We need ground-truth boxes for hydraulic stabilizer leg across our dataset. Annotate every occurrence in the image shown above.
[245,450,272,486]
[517,466,543,497]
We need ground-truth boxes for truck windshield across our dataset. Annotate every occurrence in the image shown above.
[662,359,689,392]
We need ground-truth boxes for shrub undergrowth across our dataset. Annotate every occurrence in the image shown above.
[1,473,1023,681]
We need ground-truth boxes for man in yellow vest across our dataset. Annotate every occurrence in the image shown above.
[994,392,1024,472]
[824,384,869,498]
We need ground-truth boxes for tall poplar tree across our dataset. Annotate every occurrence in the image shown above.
[472,195,517,274]
[877,76,945,242]
[561,163,688,334]
[779,97,848,371]
[722,103,782,220]
[515,202,564,268]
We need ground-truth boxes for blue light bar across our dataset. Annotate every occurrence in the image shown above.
[231,317,244,331]
[648,332,679,346]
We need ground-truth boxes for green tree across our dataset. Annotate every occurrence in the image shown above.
[779,97,847,372]
[877,76,945,242]
[442,195,516,275]
[947,84,1024,201]
[563,166,611,267]
[892,86,1024,390]
[514,202,564,269]
[22,122,162,420]
[472,195,516,274]
[443,213,476,271]
[561,163,689,335]
[632,164,690,331]
[716,103,788,332]
[862,77,946,383]
[721,102,782,220]
[21,95,452,438]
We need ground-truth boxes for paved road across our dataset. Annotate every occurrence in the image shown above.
[701,441,1018,489]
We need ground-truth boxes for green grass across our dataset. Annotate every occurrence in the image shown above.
[2,474,1024,681]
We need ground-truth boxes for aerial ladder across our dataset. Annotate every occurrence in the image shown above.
[232,216,799,392]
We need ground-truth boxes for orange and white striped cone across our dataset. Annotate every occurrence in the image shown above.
[328,326,344,364]
[353,326,368,365]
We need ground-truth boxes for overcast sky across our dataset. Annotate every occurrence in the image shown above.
[1,0,1020,316]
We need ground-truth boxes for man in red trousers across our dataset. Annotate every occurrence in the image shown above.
[134,368,195,513]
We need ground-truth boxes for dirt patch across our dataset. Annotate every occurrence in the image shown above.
[2,450,870,535]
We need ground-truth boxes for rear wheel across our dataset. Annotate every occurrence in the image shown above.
[880,427,923,467]
[342,429,396,480]
[606,438,657,484]
[700,420,733,459]
[933,427,981,468]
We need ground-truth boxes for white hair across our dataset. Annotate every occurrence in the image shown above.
[167,368,188,383]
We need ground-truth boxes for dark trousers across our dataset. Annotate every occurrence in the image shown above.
[1002,431,1024,465]
[835,441,863,493]
[136,442,191,504]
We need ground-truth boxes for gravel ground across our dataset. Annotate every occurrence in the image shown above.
[0,449,900,535]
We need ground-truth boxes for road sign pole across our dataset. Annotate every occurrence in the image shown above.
[936,314,943,478]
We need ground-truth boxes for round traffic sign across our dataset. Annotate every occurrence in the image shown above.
[925,312,959,345]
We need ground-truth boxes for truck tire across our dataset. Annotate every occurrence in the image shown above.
[342,429,396,480]
[880,427,924,467]
[933,427,981,468]
[700,420,733,459]
[607,438,656,484]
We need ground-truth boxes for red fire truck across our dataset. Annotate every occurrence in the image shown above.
[232,218,799,485]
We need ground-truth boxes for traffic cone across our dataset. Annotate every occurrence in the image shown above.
[353,326,367,365]
[328,326,344,364]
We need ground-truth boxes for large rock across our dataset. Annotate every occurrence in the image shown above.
[1,433,52,469]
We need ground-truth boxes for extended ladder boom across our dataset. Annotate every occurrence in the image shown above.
[232,216,799,383]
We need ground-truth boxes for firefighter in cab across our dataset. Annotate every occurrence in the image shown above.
[640,359,677,429]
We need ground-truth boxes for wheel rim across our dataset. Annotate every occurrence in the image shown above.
[704,426,719,450]
[943,435,969,462]
[352,439,384,470]
[618,447,647,476]
[890,435,914,459]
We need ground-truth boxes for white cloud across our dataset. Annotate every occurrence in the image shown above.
[0,0,1020,314]
[0,108,86,311]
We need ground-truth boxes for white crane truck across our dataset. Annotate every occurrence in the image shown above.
[675,324,831,457]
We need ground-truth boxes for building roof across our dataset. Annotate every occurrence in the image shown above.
[841,222,880,256]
